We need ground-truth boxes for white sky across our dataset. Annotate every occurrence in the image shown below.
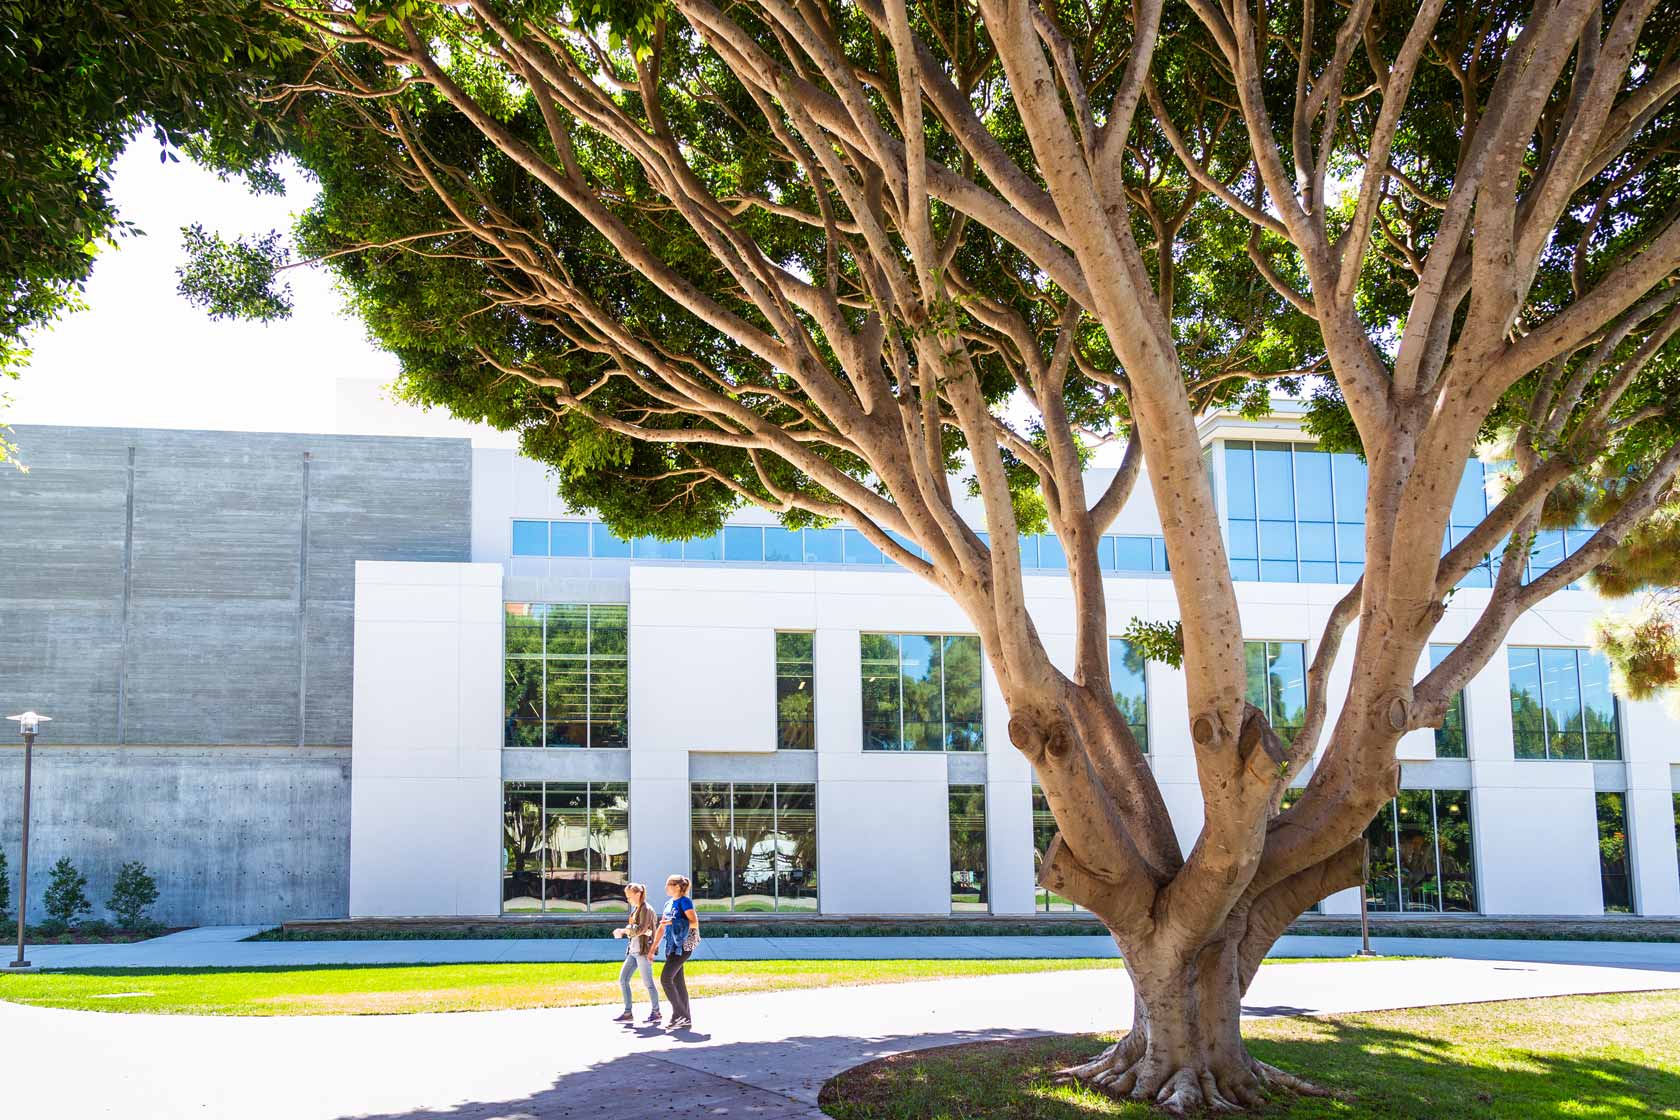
[4,142,442,437]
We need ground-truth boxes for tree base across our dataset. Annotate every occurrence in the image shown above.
[1056,1034,1336,1114]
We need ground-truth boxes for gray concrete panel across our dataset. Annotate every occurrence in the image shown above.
[500,748,633,783]
[0,746,350,925]
[689,751,819,783]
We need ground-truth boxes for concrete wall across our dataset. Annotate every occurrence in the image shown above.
[0,425,472,747]
[0,425,472,927]
[0,747,349,925]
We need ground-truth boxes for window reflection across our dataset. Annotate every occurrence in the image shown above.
[775,632,816,749]
[1108,638,1149,751]
[501,781,629,914]
[1224,440,1366,584]
[1243,640,1306,744]
[860,632,985,751]
[948,785,989,912]
[689,782,818,912]
[1428,645,1468,758]
[1595,793,1633,913]
[1031,784,1080,912]
[505,603,628,749]
[1507,647,1621,760]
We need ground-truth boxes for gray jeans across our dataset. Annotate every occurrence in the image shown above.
[619,952,659,1013]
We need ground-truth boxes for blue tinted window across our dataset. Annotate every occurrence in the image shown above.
[1300,561,1338,583]
[1098,536,1117,572]
[1019,534,1039,567]
[1298,521,1334,562]
[1259,520,1297,561]
[1254,443,1296,519]
[1152,538,1170,572]
[591,523,631,558]
[1113,536,1154,571]
[1338,561,1364,583]
[1227,519,1258,561]
[842,529,883,564]
[1331,453,1366,522]
[804,528,843,563]
[635,536,683,560]
[764,528,802,562]
[512,520,550,556]
[1450,462,1487,527]
[550,521,590,557]
[1335,522,1364,563]
[1294,449,1334,521]
[684,532,722,561]
[723,526,764,561]
[887,531,928,562]
[1529,529,1565,577]
[1231,559,1260,581]
[1225,441,1256,519]
[1260,559,1298,582]
[1037,535,1067,569]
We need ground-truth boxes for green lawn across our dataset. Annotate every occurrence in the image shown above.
[820,990,1680,1119]
[0,955,1380,1017]
[0,958,1128,1015]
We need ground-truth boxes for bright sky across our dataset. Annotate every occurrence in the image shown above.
[5,142,434,437]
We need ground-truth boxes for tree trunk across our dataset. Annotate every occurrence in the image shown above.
[1054,916,1334,1114]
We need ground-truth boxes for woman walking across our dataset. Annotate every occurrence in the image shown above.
[611,883,660,1024]
[654,874,700,1029]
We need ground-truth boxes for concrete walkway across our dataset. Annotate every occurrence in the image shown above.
[4,955,1679,1119]
[19,924,1680,969]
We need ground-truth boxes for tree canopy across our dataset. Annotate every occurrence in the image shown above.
[144,0,1680,1108]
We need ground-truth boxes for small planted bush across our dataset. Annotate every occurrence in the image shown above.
[0,849,10,921]
[108,861,160,931]
[41,857,91,931]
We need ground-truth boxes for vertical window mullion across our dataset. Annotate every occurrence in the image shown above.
[538,781,549,910]
[937,636,948,750]
[1389,796,1401,899]
[1573,649,1589,759]
[727,782,736,912]
[897,634,906,752]
[539,610,548,749]
[771,784,781,911]
[1536,655,1550,760]
[1430,791,1443,914]
[583,784,593,909]
[584,605,593,748]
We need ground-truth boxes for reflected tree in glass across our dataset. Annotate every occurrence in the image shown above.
[691,783,735,912]
[861,633,902,750]
[502,784,544,911]
[943,636,984,751]
[775,632,816,749]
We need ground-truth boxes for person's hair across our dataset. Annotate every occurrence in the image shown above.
[624,882,647,901]
[666,874,691,895]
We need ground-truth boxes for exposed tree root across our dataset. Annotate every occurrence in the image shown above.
[1057,1044,1337,1115]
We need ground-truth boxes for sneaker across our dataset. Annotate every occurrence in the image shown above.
[670,1017,691,1030]
[612,1011,633,1023]
[644,1010,661,1024]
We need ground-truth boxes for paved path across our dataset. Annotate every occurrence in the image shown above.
[20,925,1680,969]
[4,955,1679,1119]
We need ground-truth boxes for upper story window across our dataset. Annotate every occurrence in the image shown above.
[1244,640,1307,744]
[1109,637,1149,752]
[861,633,984,751]
[504,603,628,748]
[510,518,1166,575]
[1428,644,1468,759]
[1508,646,1621,760]
[775,632,815,750]
[1225,440,1366,584]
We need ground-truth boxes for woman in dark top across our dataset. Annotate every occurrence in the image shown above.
[654,873,700,1029]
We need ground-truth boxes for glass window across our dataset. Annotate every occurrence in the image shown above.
[501,781,630,914]
[842,528,883,564]
[689,782,818,912]
[1596,793,1633,914]
[512,520,550,556]
[764,527,803,562]
[949,785,989,913]
[683,531,722,561]
[1113,536,1155,571]
[505,602,629,748]
[1038,534,1068,570]
[861,633,985,751]
[1294,447,1334,522]
[551,520,590,557]
[775,632,815,750]
[1032,784,1081,912]
[634,536,683,560]
[1364,789,1477,914]
[591,522,631,558]
[1244,640,1307,744]
[1508,647,1620,760]
[1109,638,1149,752]
[1429,645,1468,758]
[803,528,843,564]
[723,525,764,561]
[1254,442,1296,519]
[1225,440,1257,519]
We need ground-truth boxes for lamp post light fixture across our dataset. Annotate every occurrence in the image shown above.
[7,711,50,970]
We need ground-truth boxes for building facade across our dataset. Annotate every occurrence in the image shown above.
[3,417,1678,925]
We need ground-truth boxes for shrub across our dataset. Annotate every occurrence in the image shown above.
[107,861,160,930]
[0,849,10,921]
[42,857,91,929]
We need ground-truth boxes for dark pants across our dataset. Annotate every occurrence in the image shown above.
[660,949,692,1022]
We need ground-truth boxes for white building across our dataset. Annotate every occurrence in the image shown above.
[348,409,1680,922]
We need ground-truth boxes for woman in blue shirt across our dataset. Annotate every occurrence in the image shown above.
[654,873,700,1029]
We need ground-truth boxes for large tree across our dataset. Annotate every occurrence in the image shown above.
[187,0,1680,1109]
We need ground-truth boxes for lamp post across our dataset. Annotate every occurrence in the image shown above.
[1356,842,1377,958]
[7,711,50,970]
